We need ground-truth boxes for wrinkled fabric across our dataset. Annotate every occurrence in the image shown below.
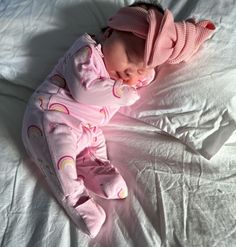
[1,0,236,246]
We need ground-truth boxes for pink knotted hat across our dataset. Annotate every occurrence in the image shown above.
[108,6,215,67]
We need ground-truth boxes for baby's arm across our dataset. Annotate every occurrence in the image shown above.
[63,46,139,106]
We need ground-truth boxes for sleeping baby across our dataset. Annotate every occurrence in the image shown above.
[22,1,215,238]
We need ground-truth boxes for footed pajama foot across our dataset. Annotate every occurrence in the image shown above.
[74,197,106,238]
[77,158,128,200]
[63,179,106,238]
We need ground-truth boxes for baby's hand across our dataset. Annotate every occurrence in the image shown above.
[113,79,140,105]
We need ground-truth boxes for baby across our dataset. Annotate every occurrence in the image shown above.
[22,1,215,238]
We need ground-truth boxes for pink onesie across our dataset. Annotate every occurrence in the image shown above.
[22,33,154,237]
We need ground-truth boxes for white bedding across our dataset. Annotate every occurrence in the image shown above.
[1,0,236,246]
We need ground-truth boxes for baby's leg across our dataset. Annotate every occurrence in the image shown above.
[76,126,128,200]
[43,112,107,237]
[22,110,105,238]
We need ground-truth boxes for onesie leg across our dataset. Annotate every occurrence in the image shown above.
[22,110,105,238]
[42,112,106,237]
[76,126,128,200]
[73,197,106,238]
[44,119,86,205]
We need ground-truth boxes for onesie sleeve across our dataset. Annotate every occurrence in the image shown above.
[135,69,156,89]
[63,45,140,107]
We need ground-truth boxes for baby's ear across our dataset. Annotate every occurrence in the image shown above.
[103,28,113,39]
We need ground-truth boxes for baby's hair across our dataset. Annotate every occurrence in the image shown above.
[101,1,164,33]
[129,1,164,14]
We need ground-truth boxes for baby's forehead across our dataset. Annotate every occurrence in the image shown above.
[118,31,146,62]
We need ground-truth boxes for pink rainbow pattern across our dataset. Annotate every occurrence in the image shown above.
[27,125,43,139]
[51,74,66,88]
[57,155,75,170]
[99,108,106,117]
[49,103,70,114]
[118,188,128,199]
[112,81,123,98]
[99,107,109,124]
[38,96,44,110]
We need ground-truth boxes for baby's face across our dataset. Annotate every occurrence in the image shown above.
[102,30,152,86]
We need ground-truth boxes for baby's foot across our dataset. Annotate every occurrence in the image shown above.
[77,158,128,200]
[74,197,106,238]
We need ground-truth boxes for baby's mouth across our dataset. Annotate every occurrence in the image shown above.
[110,71,121,80]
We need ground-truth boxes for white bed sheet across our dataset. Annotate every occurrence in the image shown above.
[1,0,236,246]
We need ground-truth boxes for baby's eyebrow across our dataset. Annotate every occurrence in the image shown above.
[137,69,145,75]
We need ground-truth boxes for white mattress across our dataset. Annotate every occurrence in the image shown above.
[1,0,236,246]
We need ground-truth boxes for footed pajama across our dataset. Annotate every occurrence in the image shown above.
[22,33,154,237]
